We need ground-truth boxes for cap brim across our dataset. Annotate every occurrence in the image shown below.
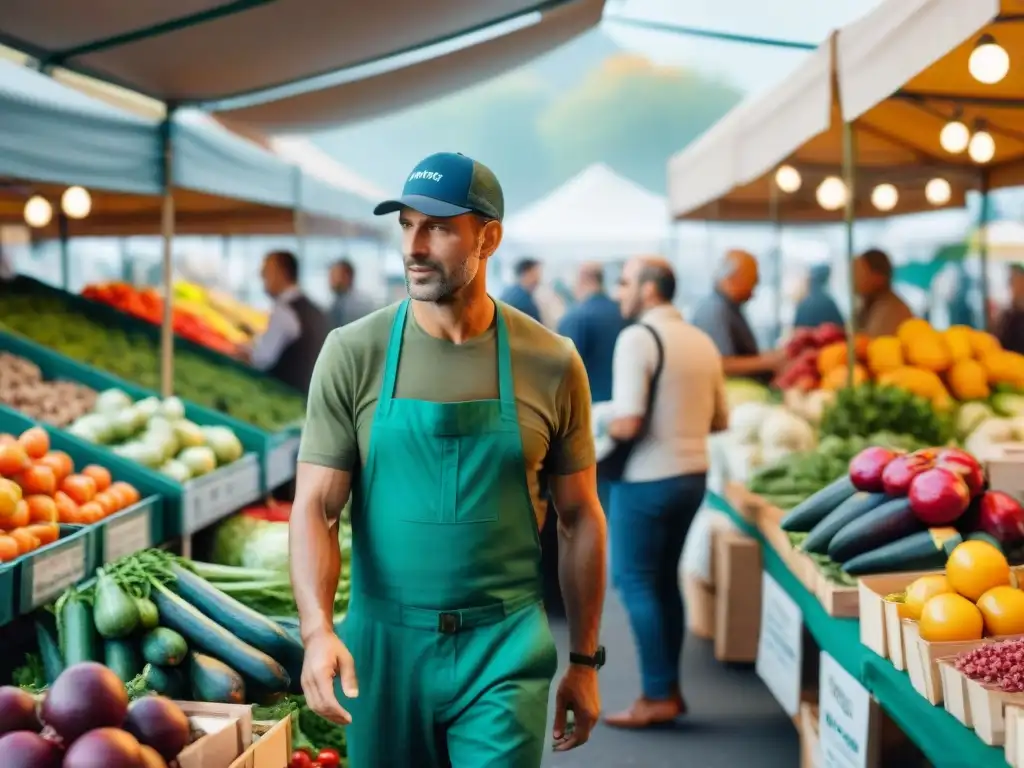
[373,194,473,218]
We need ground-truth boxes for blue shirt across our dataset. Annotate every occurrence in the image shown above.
[499,284,541,323]
[557,292,625,403]
[691,290,772,386]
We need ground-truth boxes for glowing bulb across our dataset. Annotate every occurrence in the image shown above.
[939,121,970,154]
[969,130,995,163]
[23,196,52,228]
[969,35,1010,85]
[61,186,92,219]
[774,165,801,193]
[815,176,847,211]
[925,178,951,206]
[871,183,898,212]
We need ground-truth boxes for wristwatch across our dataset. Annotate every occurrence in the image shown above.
[569,646,606,670]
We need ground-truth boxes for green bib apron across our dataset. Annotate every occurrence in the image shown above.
[341,299,557,767]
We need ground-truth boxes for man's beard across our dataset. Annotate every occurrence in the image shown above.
[405,256,478,303]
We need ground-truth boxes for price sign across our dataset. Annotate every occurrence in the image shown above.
[183,458,261,535]
[104,510,153,563]
[818,653,872,768]
[266,436,300,490]
[756,572,803,717]
[31,539,87,607]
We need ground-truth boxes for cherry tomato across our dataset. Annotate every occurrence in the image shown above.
[317,748,342,767]
[290,750,314,768]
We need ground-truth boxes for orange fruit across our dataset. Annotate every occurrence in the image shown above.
[8,529,40,555]
[0,434,15,447]
[947,540,1011,602]
[15,464,56,497]
[110,481,140,507]
[920,593,985,642]
[0,479,20,519]
[977,586,1024,637]
[77,501,104,524]
[25,495,57,524]
[0,444,30,477]
[53,491,79,524]
[81,465,112,492]
[17,427,49,460]
[5,500,30,530]
[38,451,74,483]
[0,535,19,562]
[92,492,118,516]
[903,575,954,621]
[61,474,97,506]
[23,523,59,546]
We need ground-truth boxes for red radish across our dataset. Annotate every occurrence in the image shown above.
[40,662,128,744]
[62,728,143,767]
[881,453,934,497]
[0,730,62,768]
[978,491,1024,544]
[909,467,971,524]
[123,696,189,761]
[0,687,40,735]
[849,447,902,492]
[937,448,986,497]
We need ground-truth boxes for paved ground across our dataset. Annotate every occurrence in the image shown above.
[541,591,800,768]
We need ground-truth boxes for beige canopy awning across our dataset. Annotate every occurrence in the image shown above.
[0,0,604,131]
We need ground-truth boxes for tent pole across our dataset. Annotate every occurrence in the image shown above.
[769,176,782,346]
[159,110,177,399]
[842,121,858,387]
[58,213,70,290]
[978,171,991,332]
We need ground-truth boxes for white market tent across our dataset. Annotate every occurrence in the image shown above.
[504,163,671,262]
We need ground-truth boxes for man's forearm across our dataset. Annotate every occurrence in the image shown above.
[722,353,773,376]
[557,505,607,655]
[290,496,342,643]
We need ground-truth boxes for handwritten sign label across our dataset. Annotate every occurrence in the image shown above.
[266,436,300,490]
[104,511,152,564]
[32,539,87,607]
[183,458,261,535]
[818,652,872,768]
[756,572,803,717]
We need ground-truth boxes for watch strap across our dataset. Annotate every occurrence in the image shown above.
[569,646,606,669]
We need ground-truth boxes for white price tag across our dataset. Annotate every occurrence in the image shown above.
[267,436,300,489]
[756,572,803,717]
[818,653,872,768]
[184,458,261,535]
[31,540,87,607]
[104,511,152,563]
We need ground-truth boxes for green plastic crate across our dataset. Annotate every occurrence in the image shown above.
[0,318,301,491]
[0,564,14,626]
[94,495,163,565]
[16,524,94,614]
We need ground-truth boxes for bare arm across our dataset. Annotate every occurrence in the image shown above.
[722,351,782,377]
[711,354,730,433]
[290,463,351,644]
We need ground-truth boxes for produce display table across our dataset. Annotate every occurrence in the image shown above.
[707,491,1007,767]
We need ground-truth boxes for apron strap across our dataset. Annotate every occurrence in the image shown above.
[494,306,518,422]
[379,299,410,415]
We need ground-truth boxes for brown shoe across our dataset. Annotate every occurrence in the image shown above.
[602,697,684,729]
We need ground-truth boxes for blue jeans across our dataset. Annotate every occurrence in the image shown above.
[610,473,707,700]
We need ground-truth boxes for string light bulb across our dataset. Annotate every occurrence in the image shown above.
[61,186,92,220]
[925,178,951,206]
[23,196,52,228]
[969,34,1010,85]
[969,129,996,164]
[774,165,802,194]
[871,183,898,212]
[939,120,970,154]
[815,176,847,211]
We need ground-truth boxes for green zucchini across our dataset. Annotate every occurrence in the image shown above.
[60,588,99,665]
[842,528,963,576]
[144,664,188,699]
[168,564,303,667]
[135,597,159,630]
[801,492,889,554]
[141,628,188,667]
[105,639,144,682]
[189,652,245,704]
[93,570,140,639]
[35,612,65,685]
[827,498,921,563]
[150,581,290,691]
[780,476,856,532]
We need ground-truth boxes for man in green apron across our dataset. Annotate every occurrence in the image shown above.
[290,153,608,767]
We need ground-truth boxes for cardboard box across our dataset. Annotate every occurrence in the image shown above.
[229,717,293,768]
[858,571,941,668]
[902,621,990,705]
[1006,705,1024,767]
[683,574,715,640]
[713,529,762,663]
[174,701,253,768]
[966,676,1024,746]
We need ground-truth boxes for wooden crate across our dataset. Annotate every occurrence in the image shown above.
[1006,705,1024,767]
[814,571,859,618]
[939,660,974,727]
[903,620,990,705]
[857,571,942,668]
[966,677,1024,746]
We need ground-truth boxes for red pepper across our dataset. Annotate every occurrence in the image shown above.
[316,748,341,767]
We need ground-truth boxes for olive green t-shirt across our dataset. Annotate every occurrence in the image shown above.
[298,300,595,524]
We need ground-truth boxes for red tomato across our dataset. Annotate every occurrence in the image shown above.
[290,751,314,768]
[317,748,341,767]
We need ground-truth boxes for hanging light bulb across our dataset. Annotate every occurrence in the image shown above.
[871,183,898,212]
[61,186,92,220]
[969,34,1010,85]
[969,128,996,164]
[815,176,847,211]
[774,165,802,194]
[925,178,952,206]
[939,120,970,154]
[23,196,52,228]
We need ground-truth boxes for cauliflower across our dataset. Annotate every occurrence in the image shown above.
[758,407,816,452]
[729,402,774,444]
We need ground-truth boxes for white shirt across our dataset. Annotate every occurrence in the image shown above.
[611,304,729,482]
[251,285,302,371]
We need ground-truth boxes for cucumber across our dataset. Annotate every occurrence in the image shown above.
[150,581,290,692]
[842,528,963,576]
[35,613,65,685]
[827,498,922,563]
[801,492,889,554]
[93,570,140,639]
[60,588,99,665]
[135,597,159,630]
[144,664,188,699]
[780,476,857,532]
[168,564,303,667]
[142,628,188,667]
[105,639,144,682]
[189,652,245,704]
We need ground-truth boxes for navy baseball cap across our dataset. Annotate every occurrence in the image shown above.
[373,152,504,221]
